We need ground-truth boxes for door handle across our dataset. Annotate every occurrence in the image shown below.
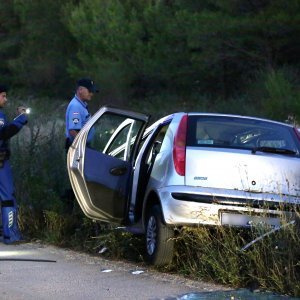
[110,166,127,176]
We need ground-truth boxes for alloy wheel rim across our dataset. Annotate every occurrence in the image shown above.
[146,216,157,255]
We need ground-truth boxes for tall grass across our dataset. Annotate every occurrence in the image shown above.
[172,218,300,296]
[6,93,300,297]
[8,96,90,241]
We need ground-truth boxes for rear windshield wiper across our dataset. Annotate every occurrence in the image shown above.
[251,146,296,155]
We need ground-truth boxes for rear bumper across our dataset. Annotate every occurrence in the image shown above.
[157,186,299,226]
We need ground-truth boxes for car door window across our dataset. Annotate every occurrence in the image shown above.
[87,112,143,161]
[145,123,170,167]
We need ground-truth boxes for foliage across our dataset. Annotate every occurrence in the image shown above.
[7,95,67,237]
[90,227,145,262]
[261,68,300,121]
[1,0,300,296]
[173,219,300,297]
[0,0,299,119]
[3,93,299,297]
[0,0,76,95]
[10,95,67,209]
[64,0,300,116]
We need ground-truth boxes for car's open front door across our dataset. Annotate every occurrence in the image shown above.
[67,106,149,224]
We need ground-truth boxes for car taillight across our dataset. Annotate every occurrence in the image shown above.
[173,114,188,176]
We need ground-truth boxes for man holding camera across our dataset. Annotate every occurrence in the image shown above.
[0,84,28,244]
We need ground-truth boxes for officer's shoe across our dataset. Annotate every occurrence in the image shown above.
[3,234,27,245]
[3,238,27,245]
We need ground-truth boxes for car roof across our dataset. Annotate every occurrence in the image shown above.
[182,112,294,128]
[146,112,295,134]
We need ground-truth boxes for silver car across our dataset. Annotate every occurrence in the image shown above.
[67,106,300,265]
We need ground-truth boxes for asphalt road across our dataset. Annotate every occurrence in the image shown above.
[0,241,226,300]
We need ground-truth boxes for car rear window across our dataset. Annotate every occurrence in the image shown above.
[186,115,300,154]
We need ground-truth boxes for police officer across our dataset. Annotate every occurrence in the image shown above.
[65,78,99,151]
[0,84,28,244]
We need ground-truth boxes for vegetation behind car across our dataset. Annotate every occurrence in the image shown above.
[5,95,300,298]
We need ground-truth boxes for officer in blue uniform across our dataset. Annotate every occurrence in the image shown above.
[65,78,99,151]
[64,78,98,212]
[0,84,28,244]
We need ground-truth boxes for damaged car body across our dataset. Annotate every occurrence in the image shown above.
[67,106,300,266]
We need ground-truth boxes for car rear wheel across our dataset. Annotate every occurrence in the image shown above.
[145,205,174,266]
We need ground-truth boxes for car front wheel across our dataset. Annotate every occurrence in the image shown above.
[145,205,174,266]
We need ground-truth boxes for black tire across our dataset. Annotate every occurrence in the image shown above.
[145,205,174,266]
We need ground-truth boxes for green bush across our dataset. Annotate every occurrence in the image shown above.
[173,218,300,297]
[5,93,300,297]
[9,96,71,238]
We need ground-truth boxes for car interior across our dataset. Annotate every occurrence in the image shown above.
[188,116,299,153]
[133,123,170,221]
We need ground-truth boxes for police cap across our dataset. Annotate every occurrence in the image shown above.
[77,78,99,93]
[0,85,8,93]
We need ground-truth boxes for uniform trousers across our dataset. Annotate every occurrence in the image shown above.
[0,159,21,244]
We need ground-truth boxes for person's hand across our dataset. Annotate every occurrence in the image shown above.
[17,106,27,115]
[14,113,28,126]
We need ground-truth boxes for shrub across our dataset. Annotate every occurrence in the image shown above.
[173,218,300,296]
[6,94,300,297]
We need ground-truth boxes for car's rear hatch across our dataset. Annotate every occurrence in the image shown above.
[184,114,300,200]
[185,147,300,197]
